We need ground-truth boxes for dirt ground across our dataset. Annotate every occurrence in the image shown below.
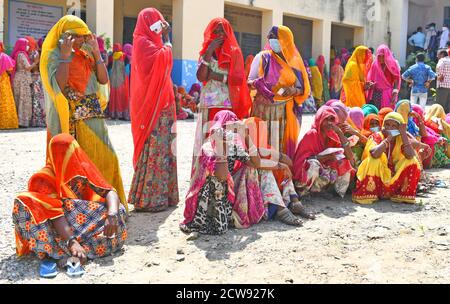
[1,115,450,284]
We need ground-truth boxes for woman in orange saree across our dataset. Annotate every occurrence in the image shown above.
[248,25,311,158]
[12,134,127,264]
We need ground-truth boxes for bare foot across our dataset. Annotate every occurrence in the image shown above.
[69,240,87,264]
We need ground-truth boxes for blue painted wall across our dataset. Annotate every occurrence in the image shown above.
[172,59,200,92]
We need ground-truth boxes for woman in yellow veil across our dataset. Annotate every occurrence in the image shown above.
[40,15,126,210]
[352,112,422,204]
[341,46,373,107]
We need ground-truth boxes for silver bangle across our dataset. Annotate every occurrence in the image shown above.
[201,58,210,67]
[223,74,228,84]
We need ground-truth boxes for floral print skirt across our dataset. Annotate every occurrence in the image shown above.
[128,106,179,211]
[294,159,351,198]
[30,73,46,128]
[12,198,127,260]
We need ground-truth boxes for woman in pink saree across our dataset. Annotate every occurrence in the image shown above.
[181,110,264,236]
[367,45,401,109]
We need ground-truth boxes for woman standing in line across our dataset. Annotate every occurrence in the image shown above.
[128,8,179,212]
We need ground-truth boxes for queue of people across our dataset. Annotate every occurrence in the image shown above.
[7,9,450,278]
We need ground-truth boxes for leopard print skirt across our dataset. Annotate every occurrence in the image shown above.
[183,176,232,235]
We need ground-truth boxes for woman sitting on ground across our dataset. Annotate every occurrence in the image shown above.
[353,113,424,204]
[12,134,127,268]
[181,110,264,235]
[292,106,355,199]
[244,117,315,226]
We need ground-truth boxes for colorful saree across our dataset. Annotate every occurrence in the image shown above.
[367,45,401,109]
[330,58,344,100]
[411,104,450,168]
[353,113,422,204]
[13,134,127,259]
[0,42,19,129]
[40,15,126,207]
[309,58,323,105]
[341,46,371,107]
[107,43,130,120]
[250,25,311,158]
[293,106,354,197]
[129,8,179,211]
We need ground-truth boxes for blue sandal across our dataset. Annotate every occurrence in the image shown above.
[66,258,85,277]
[39,260,58,278]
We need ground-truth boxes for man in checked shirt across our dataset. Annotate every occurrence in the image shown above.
[436,49,450,112]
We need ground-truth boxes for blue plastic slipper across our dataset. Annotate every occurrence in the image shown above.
[39,260,58,278]
[435,180,447,188]
[66,258,85,277]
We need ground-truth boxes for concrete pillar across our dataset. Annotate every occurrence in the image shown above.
[261,8,283,49]
[389,0,409,66]
[86,0,114,42]
[172,0,224,89]
[312,19,331,67]
[0,0,4,42]
[113,0,124,44]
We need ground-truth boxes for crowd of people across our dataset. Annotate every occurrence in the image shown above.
[6,9,450,278]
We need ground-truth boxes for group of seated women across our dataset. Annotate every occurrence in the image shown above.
[181,100,450,237]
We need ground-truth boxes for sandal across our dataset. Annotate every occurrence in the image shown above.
[65,257,85,277]
[39,260,58,278]
[289,202,316,220]
[276,208,303,227]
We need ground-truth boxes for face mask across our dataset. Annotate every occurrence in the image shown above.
[386,129,400,137]
[269,39,281,53]
[370,127,380,133]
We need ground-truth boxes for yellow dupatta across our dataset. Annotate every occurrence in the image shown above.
[40,15,126,208]
[40,15,109,136]
[342,46,369,107]
[425,104,450,139]
[358,112,421,186]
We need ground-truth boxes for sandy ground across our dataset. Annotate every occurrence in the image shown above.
[1,115,450,284]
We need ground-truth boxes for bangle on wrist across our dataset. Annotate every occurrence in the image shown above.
[96,59,104,65]
[58,58,72,63]
[222,74,228,84]
[201,58,210,67]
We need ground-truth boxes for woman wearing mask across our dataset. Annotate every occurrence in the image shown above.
[248,26,311,158]
[353,112,423,204]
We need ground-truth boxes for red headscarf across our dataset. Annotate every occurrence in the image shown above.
[25,36,38,52]
[316,55,325,77]
[130,8,175,168]
[293,106,341,182]
[378,107,393,125]
[361,114,380,138]
[199,18,251,119]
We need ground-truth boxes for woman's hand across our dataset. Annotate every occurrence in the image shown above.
[282,87,297,97]
[86,34,100,54]
[207,38,224,55]
[162,21,171,37]
[340,123,357,135]
[399,123,408,136]
[60,34,74,59]
[364,81,375,90]
[104,214,118,238]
